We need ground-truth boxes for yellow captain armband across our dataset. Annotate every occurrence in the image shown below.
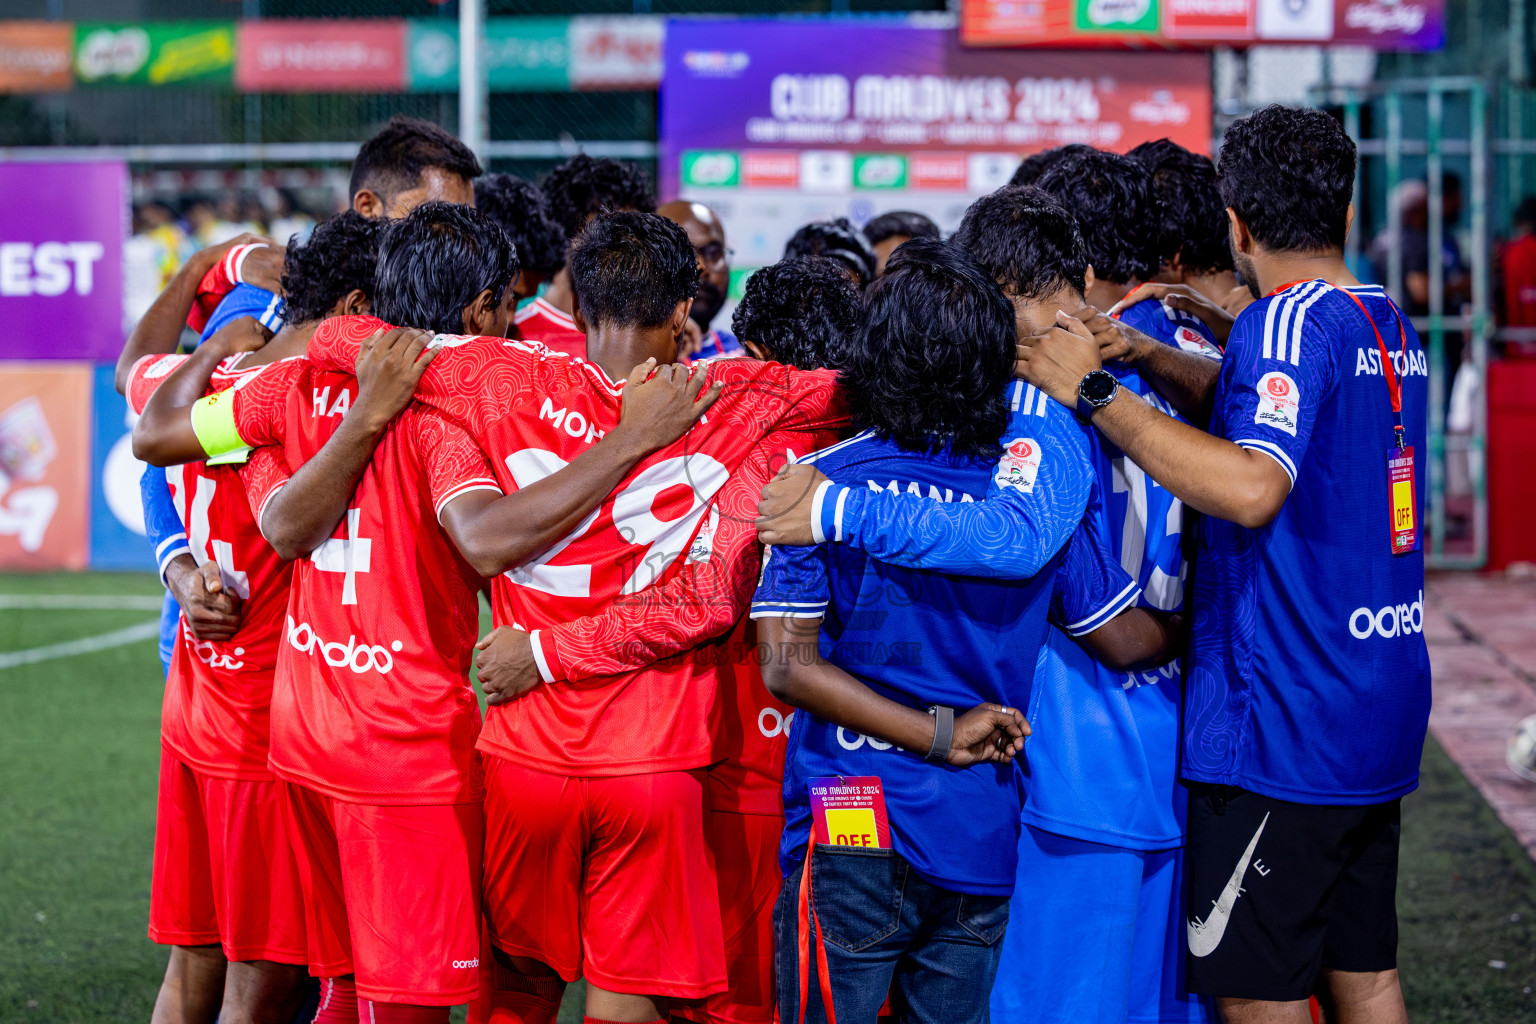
[190,392,251,465]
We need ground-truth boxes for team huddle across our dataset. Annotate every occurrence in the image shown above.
[117,105,1431,1024]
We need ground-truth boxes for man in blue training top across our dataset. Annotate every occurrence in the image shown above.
[1018,105,1429,1024]
[752,239,1169,1024]
[758,185,1208,1024]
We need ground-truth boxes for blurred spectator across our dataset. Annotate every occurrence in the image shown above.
[123,202,191,327]
[1501,196,1536,337]
[265,188,315,247]
[1368,177,1471,318]
[862,210,940,277]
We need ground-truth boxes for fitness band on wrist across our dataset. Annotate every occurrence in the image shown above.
[926,705,955,764]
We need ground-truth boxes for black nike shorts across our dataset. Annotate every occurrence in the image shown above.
[1184,783,1401,1001]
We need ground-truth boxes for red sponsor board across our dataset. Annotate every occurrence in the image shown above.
[0,22,74,93]
[0,364,91,570]
[742,150,799,189]
[910,153,969,190]
[236,20,406,92]
[1164,0,1256,39]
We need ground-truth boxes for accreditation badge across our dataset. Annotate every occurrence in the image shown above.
[1388,446,1418,555]
[809,776,890,849]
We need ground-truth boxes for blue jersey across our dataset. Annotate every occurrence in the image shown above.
[1118,294,1224,359]
[752,390,1106,895]
[810,376,1197,849]
[1187,280,1431,804]
[199,284,285,344]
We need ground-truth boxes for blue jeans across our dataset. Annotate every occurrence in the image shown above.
[774,844,1010,1024]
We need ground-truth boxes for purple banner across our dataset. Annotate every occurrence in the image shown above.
[0,161,127,362]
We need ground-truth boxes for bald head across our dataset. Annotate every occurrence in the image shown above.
[660,200,729,328]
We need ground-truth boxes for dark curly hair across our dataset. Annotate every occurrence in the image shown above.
[783,218,878,288]
[862,210,940,247]
[281,211,382,324]
[473,173,568,276]
[540,154,656,239]
[843,238,1014,461]
[1217,105,1356,254]
[348,115,482,208]
[1034,149,1158,286]
[373,202,517,335]
[731,256,863,370]
[954,185,1088,300]
[569,211,698,330]
[1010,144,1095,187]
[1129,138,1235,276]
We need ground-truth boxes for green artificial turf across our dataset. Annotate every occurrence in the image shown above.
[0,572,1532,1022]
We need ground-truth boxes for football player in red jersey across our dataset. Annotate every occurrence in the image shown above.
[515,155,656,357]
[297,212,844,1024]
[136,204,721,1024]
[120,214,385,1024]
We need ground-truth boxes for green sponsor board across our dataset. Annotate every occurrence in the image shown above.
[852,153,908,190]
[681,151,740,189]
[728,266,759,304]
[1073,0,1159,35]
[408,19,570,92]
[74,22,235,85]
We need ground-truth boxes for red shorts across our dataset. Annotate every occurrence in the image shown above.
[279,782,484,1005]
[696,811,785,1024]
[482,756,727,1000]
[149,749,306,964]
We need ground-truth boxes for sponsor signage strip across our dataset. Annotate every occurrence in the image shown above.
[961,0,1445,50]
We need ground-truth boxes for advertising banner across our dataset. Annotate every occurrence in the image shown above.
[0,364,91,571]
[961,0,1444,50]
[0,161,126,364]
[408,18,570,92]
[236,20,407,93]
[0,22,74,93]
[662,19,1209,272]
[406,17,663,92]
[74,22,235,86]
[90,364,154,571]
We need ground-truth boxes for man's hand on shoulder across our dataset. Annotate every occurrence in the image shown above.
[1016,310,1103,407]
[1108,283,1236,346]
[756,462,828,547]
[352,328,438,433]
[475,626,543,706]
[613,359,724,456]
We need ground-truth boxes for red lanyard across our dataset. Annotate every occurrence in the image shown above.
[1269,280,1410,449]
[1338,287,1410,449]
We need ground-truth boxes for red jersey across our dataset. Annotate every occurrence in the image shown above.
[306,316,846,781]
[187,241,267,333]
[1504,234,1536,329]
[512,296,585,359]
[222,356,499,804]
[126,352,294,781]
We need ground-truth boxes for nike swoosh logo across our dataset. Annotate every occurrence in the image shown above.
[1188,811,1269,958]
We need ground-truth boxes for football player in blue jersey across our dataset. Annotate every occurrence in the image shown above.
[752,239,1181,1024]
[758,185,1209,1024]
[1016,105,1427,1024]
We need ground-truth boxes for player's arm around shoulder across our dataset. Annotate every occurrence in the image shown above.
[1019,309,1292,530]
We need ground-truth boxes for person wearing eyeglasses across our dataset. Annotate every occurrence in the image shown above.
[661,200,742,361]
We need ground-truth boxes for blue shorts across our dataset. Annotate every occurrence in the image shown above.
[990,825,1213,1024]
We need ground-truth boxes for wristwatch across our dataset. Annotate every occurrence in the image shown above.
[1075,369,1120,423]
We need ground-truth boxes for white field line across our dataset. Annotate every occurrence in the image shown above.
[0,594,165,611]
[0,621,162,670]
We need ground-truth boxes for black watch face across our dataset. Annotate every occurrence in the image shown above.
[1082,371,1117,403]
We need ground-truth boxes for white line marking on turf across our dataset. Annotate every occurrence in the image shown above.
[0,620,162,670]
[0,594,165,611]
